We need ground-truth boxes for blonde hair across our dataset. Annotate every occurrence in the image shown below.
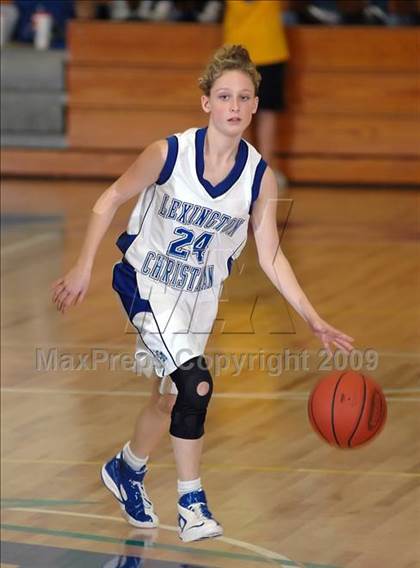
[198,45,261,97]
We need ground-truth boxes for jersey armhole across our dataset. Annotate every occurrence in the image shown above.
[249,158,267,214]
[156,135,179,185]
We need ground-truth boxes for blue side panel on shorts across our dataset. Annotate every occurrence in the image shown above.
[157,135,179,185]
[112,261,152,319]
[148,307,179,369]
[113,261,179,370]
[249,158,267,213]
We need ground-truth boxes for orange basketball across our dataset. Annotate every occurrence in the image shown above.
[308,370,387,448]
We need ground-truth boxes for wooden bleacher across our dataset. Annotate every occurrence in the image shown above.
[2,21,419,184]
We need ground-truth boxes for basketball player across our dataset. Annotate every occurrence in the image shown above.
[51,45,354,543]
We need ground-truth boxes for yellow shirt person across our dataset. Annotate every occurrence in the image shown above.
[224,0,288,65]
[224,0,289,182]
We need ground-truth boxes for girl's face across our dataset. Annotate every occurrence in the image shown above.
[201,70,259,136]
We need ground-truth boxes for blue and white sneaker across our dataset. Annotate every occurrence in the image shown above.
[101,453,159,528]
[177,489,223,542]
[102,554,144,568]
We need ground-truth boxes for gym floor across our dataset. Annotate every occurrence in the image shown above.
[1,178,419,568]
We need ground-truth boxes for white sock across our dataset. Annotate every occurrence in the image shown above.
[122,442,148,472]
[177,478,202,496]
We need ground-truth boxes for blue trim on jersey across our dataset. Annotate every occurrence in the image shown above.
[116,187,156,255]
[116,232,136,255]
[226,237,246,276]
[249,158,267,214]
[227,256,234,275]
[195,127,249,198]
[157,135,179,185]
[112,260,152,317]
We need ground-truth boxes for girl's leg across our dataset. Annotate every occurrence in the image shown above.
[101,378,175,528]
[168,358,211,481]
[255,110,277,168]
[255,110,288,190]
[129,379,176,458]
[170,405,205,499]
[171,435,203,481]
[129,370,206,480]
[168,358,222,541]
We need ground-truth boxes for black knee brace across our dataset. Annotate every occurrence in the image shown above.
[169,356,213,440]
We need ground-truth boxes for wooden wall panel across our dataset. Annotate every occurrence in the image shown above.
[5,23,418,185]
[287,71,420,115]
[70,66,420,116]
[69,66,201,109]
[69,21,222,66]
[1,149,137,178]
[277,156,420,185]
[2,148,419,185]
[277,114,420,156]
[68,108,206,149]
[69,107,419,157]
[69,22,419,72]
[287,27,420,71]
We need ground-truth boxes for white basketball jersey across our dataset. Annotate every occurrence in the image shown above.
[121,127,265,300]
[116,127,266,376]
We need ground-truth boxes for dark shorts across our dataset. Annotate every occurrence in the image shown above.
[256,62,287,112]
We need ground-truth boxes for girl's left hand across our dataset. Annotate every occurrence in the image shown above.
[309,318,354,356]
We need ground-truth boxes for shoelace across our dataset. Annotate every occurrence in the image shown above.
[129,480,153,509]
[189,502,211,521]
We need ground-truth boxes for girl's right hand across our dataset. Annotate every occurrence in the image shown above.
[51,264,91,314]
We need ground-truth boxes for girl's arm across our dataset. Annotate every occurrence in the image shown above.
[250,167,354,354]
[51,139,167,313]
